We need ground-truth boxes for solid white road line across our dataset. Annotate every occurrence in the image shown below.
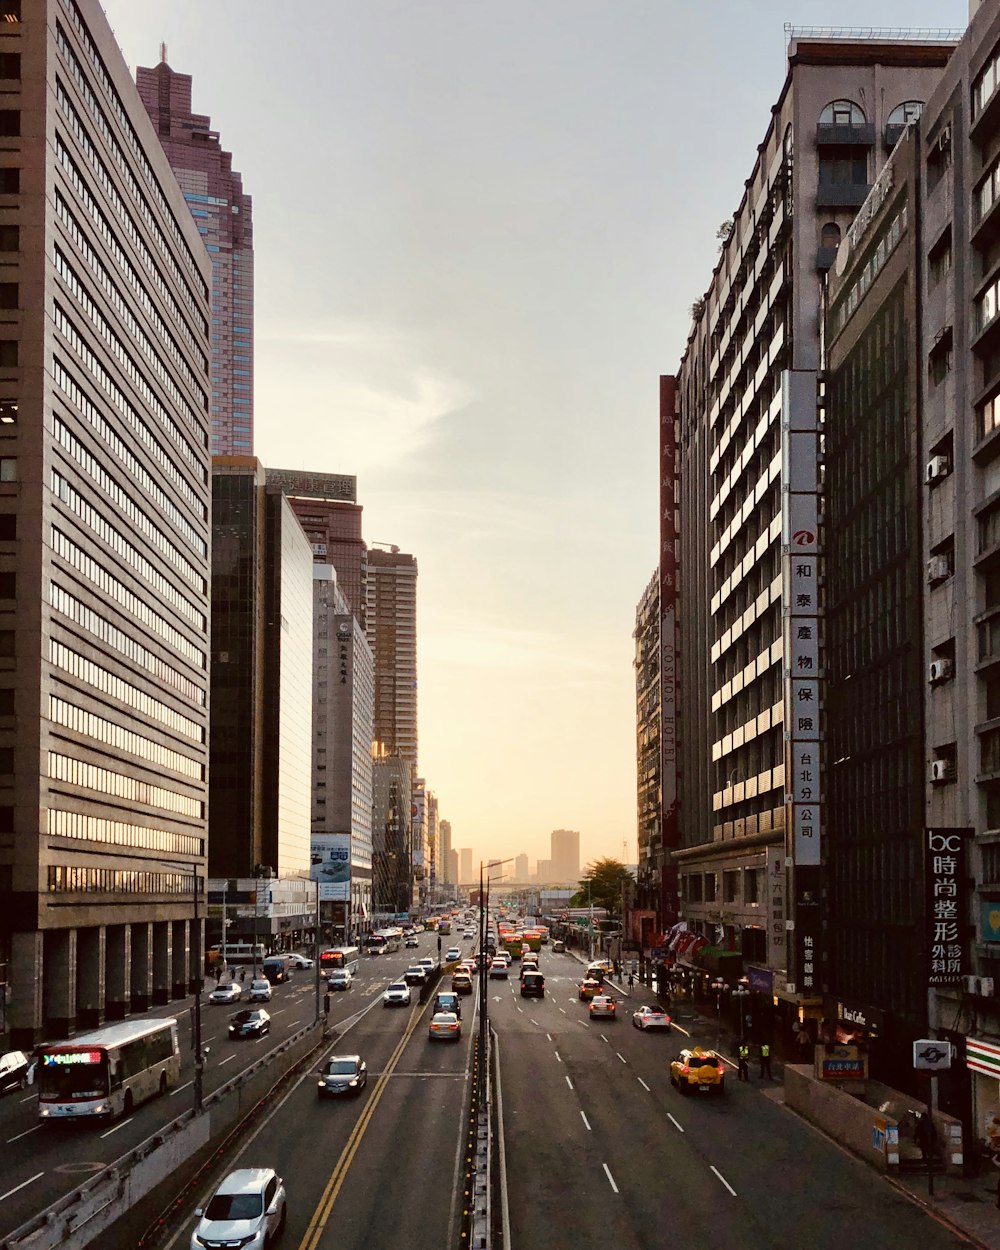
[616,1053,627,1064]
[603,1163,619,1193]
[672,1022,691,1037]
[546,1033,552,1042]
[554,1051,562,1063]
[565,1075,574,1090]
[217,1054,236,1066]
[6,1124,41,1143]
[0,1172,43,1203]
[600,1034,609,1043]
[637,1077,651,1092]
[559,1008,567,1015]
[99,1116,133,1138]
[169,1080,193,1097]
[711,1165,737,1196]
[581,1111,591,1131]
[18,1092,37,1105]
[667,1113,685,1133]
[530,1019,539,1026]
[516,1006,523,1013]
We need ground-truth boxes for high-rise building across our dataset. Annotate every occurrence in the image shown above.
[372,754,412,918]
[136,56,253,456]
[210,459,313,881]
[1,0,213,1045]
[634,570,664,948]
[535,859,552,885]
[366,545,418,769]
[515,853,529,883]
[670,29,955,1033]
[459,848,474,886]
[448,848,459,887]
[310,568,374,942]
[439,818,452,885]
[550,829,580,883]
[266,469,366,627]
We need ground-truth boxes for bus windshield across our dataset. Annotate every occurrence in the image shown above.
[39,1051,109,1100]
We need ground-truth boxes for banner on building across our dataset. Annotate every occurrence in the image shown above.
[926,828,970,986]
[311,834,351,902]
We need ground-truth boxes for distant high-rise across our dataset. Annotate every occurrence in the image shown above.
[366,546,418,769]
[515,853,529,883]
[439,818,452,885]
[536,859,552,884]
[266,469,367,627]
[459,848,474,885]
[136,57,254,455]
[550,829,580,883]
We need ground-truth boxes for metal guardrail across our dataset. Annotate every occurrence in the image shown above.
[784,23,964,41]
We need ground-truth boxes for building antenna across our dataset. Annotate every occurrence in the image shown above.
[159,41,167,64]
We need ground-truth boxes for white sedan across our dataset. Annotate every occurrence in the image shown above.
[209,982,242,1005]
[631,1005,672,1031]
[287,953,314,969]
[445,946,462,962]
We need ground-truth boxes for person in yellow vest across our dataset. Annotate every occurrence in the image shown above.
[737,1043,750,1081]
[759,1042,772,1079]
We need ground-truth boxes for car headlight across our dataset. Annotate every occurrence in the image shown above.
[348,1078,358,1086]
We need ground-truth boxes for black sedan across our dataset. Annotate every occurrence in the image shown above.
[228,1008,271,1039]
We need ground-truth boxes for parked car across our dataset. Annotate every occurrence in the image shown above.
[632,1005,671,1031]
[383,981,411,1007]
[428,1011,461,1042]
[190,1168,286,1250]
[247,979,273,1003]
[317,1054,367,1098]
[0,1050,32,1094]
[670,1047,726,1094]
[589,995,617,1020]
[228,1008,271,1039]
[209,982,242,1005]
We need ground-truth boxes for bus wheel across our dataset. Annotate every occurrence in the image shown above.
[123,1090,134,1116]
[159,1071,168,1096]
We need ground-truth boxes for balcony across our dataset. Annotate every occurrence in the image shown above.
[816,122,875,146]
[816,181,872,209]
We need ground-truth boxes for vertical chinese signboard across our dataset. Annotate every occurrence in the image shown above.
[659,376,680,927]
[781,369,822,996]
[926,828,968,986]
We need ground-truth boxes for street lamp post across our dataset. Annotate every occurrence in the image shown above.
[478,857,514,1099]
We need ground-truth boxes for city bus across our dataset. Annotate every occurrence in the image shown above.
[37,1017,180,1122]
[366,927,403,956]
[437,918,452,935]
[319,946,361,975]
[207,941,265,968]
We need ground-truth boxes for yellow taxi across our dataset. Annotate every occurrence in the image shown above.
[669,1046,726,1094]
[451,971,474,994]
[578,978,603,1001]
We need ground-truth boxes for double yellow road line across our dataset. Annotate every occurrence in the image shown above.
[296,1005,425,1250]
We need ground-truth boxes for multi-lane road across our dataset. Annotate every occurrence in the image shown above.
[2,926,977,1250]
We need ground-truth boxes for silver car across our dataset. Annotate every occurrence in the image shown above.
[317,1054,367,1098]
[190,1167,286,1250]
[382,980,411,1007]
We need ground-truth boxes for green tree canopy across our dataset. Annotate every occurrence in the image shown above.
[570,858,634,914]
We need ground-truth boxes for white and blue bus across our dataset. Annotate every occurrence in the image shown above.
[319,946,361,976]
[37,1017,180,1121]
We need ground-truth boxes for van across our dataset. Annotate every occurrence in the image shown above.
[0,1050,31,1094]
[262,956,293,985]
[520,972,545,998]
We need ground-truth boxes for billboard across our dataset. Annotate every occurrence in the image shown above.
[311,834,351,902]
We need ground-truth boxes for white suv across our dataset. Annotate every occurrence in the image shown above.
[190,1167,286,1250]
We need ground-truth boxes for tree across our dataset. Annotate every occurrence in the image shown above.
[570,858,634,915]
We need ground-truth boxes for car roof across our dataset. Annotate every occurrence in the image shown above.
[215,1168,275,1195]
[327,1054,361,1065]
[431,1012,458,1022]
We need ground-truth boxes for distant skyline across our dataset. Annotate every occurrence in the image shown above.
[104,0,968,870]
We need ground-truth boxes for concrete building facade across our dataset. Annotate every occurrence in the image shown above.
[1,0,213,1044]
[136,57,253,456]
[366,544,417,769]
[459,847,474,887]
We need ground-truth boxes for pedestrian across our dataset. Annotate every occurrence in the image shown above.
[737,1043,750,1081]
[759,1042,772,1079]
[627,971,635,991]
[239,966,247,983]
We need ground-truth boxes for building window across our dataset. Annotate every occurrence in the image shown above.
[704,872,717,903]
[0,111,18,138]
[929,329,953,387]
[0,457,14,481]
[929,229,952,286]
[974,43,1000,120]
[820,222,842,249]
[0,53,19,79]
[744,867,760,903]
[820,100,866,126]
[723,870,740,903]
[980,389,1000,441]
[887,100,924,127]
[818,147,868,187]
[0,224,16,251]
[0,629,12,656]
[0,168,17,194]
[0,342,16,367]
[0,283,16,309]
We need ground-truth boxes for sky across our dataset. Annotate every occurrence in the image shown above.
[103,0,968,875]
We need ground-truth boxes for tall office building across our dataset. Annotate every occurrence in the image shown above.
[211,459,313,881]
[634,570,664,945]
[372,753,412,917]
[550,829,580,884]
[535,859,552,885]
[366,545,418,768]
[439,817,452,886]
[136,56,253,455]
[515,853,529,884]
[310,567,374,941]
[670,30,954,1030]
[1,0,213,1045]
[459,848,474,886]
[448,848,459,887]
[266,468,367,627]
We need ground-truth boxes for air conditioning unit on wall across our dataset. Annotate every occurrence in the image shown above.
[930,759,956,783]
[927,555,951,583]
[982,977,996,997]
[926,455,951,485]
[929,658,954,684]
[964,975,980,994]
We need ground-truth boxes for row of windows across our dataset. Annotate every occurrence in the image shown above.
[55,200,206,410]
[55,30,206,311]
[53,301,206,493]
[49,806,203,857]
[54,360,206,548]
[53,251,206,475]
[49,694,203,781]
[977,274,1000,336]
[50,582,205,706]
[48,751,203,818]
[49,639,204,742]
[53,417,205,594]
[54,151,206,372]
[974,41,1000,120]
[58,0,207,298]
[47,865,192,895]
[50,527,206,667]
[832,205,907,335]
[51,469,205,630]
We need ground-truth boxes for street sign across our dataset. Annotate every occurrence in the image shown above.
[913,1039,952,1071]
